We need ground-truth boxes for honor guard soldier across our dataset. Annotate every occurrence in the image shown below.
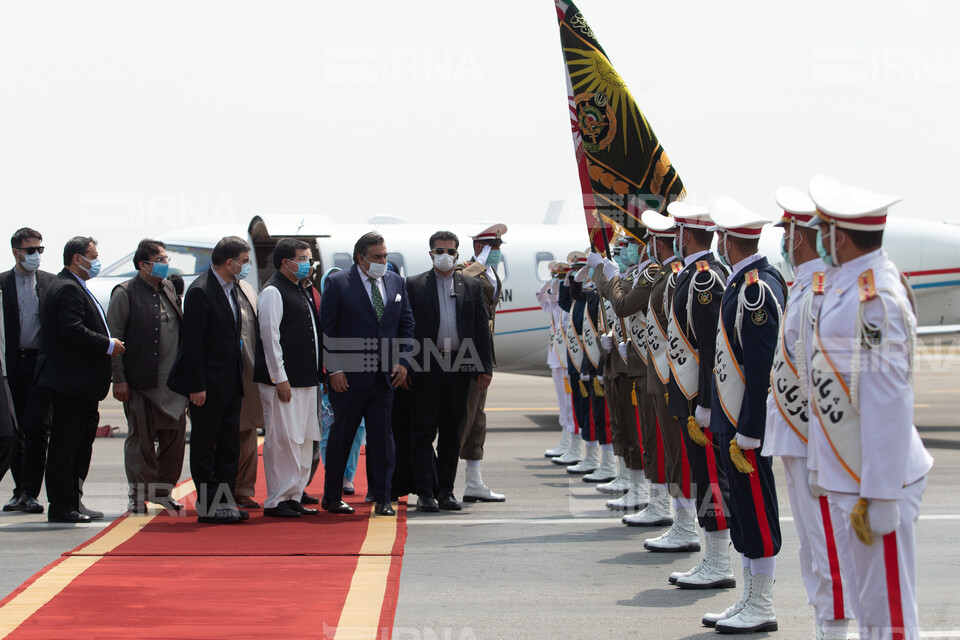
[636,210,700,543]
[554,252,591,468]
[662,202,735,590]
[701,197,786,633]
[806,175,933,640]
[763,187,852,639]
[538,262,577,460]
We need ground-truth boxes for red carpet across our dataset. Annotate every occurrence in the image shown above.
[0,446,407,639]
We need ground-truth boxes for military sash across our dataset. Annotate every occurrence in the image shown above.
[628,310,647,364]
[713,317,745,426]
[581,308,602,368]
[809,329,862,484]
[564,313,584,372]
[770,320,808,443]
[646,307,670,384]
[603,298,628,363]
[667,302,699,399]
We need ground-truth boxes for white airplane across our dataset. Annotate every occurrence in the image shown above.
[87,210,960,374]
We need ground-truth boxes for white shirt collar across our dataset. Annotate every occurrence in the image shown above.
[683,249,710,267]
[792,258,826,290]
[726,253,764,287]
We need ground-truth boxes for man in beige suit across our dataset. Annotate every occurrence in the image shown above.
[234,277,264,509]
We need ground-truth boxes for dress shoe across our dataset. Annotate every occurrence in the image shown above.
[321,497,355,514]
[235,496,260,509]
[197,508,241,524]
[364,493,375,503]
[78,503,104,519]
[342,480,356,495]
[152,496,185,511]
[237,509,250,521]
[374,503,396,516]
[264,502,302,518]
[127,501,148,514]
[288,500,318,516]
[300,492,320,505]
[416,496,440,513]
[21,497,44,514]
[3,495,23,512]
[48,510,93,524]
[437,493,461,511]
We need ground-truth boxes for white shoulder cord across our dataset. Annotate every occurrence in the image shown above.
[735,279,782,346]
[850,289,915,410]
[687,269,725,342]
[794,287,815,403]
[664,271,677,317]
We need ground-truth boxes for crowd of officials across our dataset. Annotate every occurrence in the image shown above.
[0,224,508,526]
[536,176,931,639]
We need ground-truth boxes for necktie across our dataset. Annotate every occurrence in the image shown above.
[369,278,384,321]
[229,286,241,327]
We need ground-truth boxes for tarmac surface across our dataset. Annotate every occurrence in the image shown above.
[2,338,959,639]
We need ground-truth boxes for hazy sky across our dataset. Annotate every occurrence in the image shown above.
[2,1,959,265]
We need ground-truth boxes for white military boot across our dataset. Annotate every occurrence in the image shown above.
[462,466,506,502]
[644,505,699,552]
[596,457,629,494]
[676,534,736,589]
[702,567,753,628]
[621,482,671,523]
[606,469,647,510]
[582,447,616,482]
[714,572,777,633]
[566,443,599,474]
[544,429,572,458]
[552,435,582,465]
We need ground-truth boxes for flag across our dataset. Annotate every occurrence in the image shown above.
[555,0,685,242]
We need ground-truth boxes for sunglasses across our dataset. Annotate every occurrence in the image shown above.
[432,248,458,256]
[18,246,44,255]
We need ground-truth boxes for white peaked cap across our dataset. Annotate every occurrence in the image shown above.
[641,210,676,237]
[806,175,901,231]
[666,201,712,229]
[707,195,770,238]
[774,186,817,227]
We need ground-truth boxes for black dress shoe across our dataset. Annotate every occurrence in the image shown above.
[264,502,301,518]
[374,503,396,516]
[48,510,93,524]
[151,496,185,511]
[416,496,439,513]
[78,503,104,519]
[437,493,462,511]
[237,509,250,521]
[3,495,23,512]
[321,497,355,514]
[127,501,148,514]
[197,508,241,524]
[22,497,44,514]
[235,496,260,509]
[300,492,320,505]
[288,500,318,516]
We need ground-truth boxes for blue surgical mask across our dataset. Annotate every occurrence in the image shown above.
[613,256,626,271]
[673,235,684,262]
[646,240,657,264]
[816,229,835,268]
[291,260,311,280]
[19,252,41,272]
[236,262,251,280]
[79,257,101,279]
[486,249,501,268]
[150,261,169,279]
[780,235,792,267]
[625,243,641,266]
[717,235,731,268]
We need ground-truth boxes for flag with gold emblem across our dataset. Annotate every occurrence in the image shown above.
[554,0,686,242]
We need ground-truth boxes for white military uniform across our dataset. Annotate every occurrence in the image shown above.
[762,189,852,635]
[806,176,933,640]
[537,271,575,438]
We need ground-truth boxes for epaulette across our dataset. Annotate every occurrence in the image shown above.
[696,260,710,272]
[858,269,877,303]
[638,264,658,287]
[744,268,759,286]
[812,271,825,295]
[671,261,682,274]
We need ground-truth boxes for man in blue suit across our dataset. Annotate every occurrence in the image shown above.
[321,232,415,516]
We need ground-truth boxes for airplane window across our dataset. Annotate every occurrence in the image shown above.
[100,245,214,278]
[535,251,555,281]
[332,252,353,270]
[387,254,405,277]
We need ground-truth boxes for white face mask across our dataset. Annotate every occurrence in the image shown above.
[433,253,456,272]
[364,260,387,279]
[19,251,41,272]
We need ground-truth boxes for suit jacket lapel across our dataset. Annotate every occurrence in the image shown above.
[349,265,377,320]
[453,271,465,327]
[426,270,440,322]
[207,269,236,331]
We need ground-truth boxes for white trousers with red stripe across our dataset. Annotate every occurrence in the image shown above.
[782,456,852,622]
[829,477,926,640]
[551,367,575,433]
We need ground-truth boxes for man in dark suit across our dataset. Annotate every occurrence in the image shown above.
[321,231,414,516]
[1,228,55,514]
[36,236,125,523]
[167,236,251,524]
[405,231,491,513]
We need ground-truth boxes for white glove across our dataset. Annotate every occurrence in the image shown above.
[808,470,828,498]
[586,252,603,268]
[476,244,492,265]
[602,259,619,280]
[694,406,711,429]
[537,281,550,294]
[573,267,589,283]
[580,374,590,382]
[596,375,604,384]
[736,434,762,450]
[599,333,613,352]
[869,499,900,536]
[617,342,628,360]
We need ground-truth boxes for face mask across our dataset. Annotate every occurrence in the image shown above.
[19,251,41,272]
[779,235,791,266]
[816,228,835,268]
[646,239,657,264]
[625,243,641,265]
[486,249,501,268]
[149,261,169,279]
[433,253,456,272]
[717,234,731,268]
[288,260,310,280]
[673,233,684,262]
[613,255,626,272]
[233,261,251,280]
[364,259,388,279]
[79,256,101,279]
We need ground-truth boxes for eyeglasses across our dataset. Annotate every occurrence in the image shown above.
[290,257,315,264]
[432,248,458,256]
[17,246,44,255]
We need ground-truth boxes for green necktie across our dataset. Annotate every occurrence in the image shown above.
[369,278,384,321]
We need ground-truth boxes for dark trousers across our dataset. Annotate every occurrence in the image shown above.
[652,388,689,499]
[569,371,590,439]
[45,391,98,516]
[587,381,611,445]
[326,375,395,504]
[0,435,14,486]
[188,396,242,515]
[677,400,731,532]
[717,432,782,559]
[410,371,470,497]
[8,352,51,500]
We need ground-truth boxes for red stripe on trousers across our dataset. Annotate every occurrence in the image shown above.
[603,402,612,445]
[680,428,691,499]
[883,532,905,640]
[745,449,774,557]
[634,404,644,461]
[818,496,845,620]
[703,429,727,531]
[586,395,596,441]
[655,414,665,484]
[570,393,580,435]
